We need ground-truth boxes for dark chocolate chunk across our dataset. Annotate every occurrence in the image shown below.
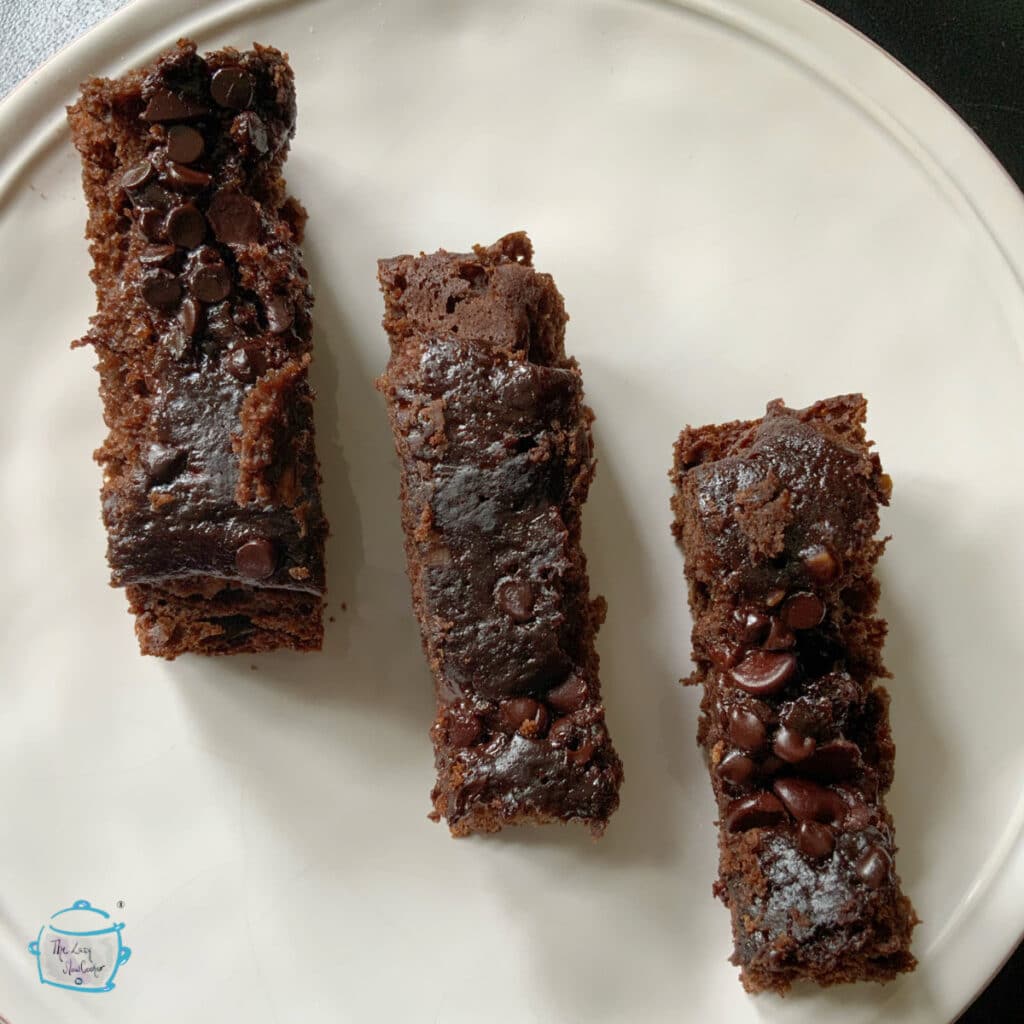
[235,538,277,580]
[189,261,232,303]
[225,346,256,381]
[763,618,796,651]
[728,650,797,696]
[140,270,181,310]
[725,793,786,832]
[545,675,588,714]
[138,209,165,240]
[143,88,209,123]
[165,161,212,191]
[495,578,535,623]
[265,294,294,334]
[802,546,839,583]
[500,697,549,737]
[772,778,845,824]
[854,844,892,889]
[210,67,253,109]
[166,203,206,249]
[773,726,816,764]
[179,296,200,338]
[728,707,767,751]
[143,443,186,485]
[134,182,175,211]
[782,592,826,630]
[166,124,204,164]
[121,160,154,190]
[717,750,756,787]
[549,717,597,766]
[139,244,177,267]
[801,739,862,782]
[234,111,269,154]
[207,191,260,244]
[797,821,835,859]
[736,608,770,643]
[446,710,483,748]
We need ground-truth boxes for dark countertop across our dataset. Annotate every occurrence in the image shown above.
[813,4,1023,1021]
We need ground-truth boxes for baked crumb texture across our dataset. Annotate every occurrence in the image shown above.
[377,233,623,836]
[671,395,918,992]
[68,39,327,658]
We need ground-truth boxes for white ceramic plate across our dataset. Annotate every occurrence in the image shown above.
[1,1,1022,1021]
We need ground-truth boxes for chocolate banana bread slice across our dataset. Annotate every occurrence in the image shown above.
[671,395,917,991]
[377,233,622,836]
[68,40,327,657]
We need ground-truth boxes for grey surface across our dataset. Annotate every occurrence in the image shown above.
[1,0,132,97]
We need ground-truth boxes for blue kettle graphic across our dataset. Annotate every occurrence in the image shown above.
[28,899,132,993]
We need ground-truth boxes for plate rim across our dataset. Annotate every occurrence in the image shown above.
[0,0,1020,1019]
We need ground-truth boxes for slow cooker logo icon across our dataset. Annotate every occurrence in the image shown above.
[27,899,132,993]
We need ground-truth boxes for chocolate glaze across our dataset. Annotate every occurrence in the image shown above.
[71,41,325,598]
[68,40,326,654]
[672,396,916,991]
[378,234,622,836]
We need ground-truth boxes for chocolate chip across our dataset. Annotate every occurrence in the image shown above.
[121,160,154,190]
[545,675,588,714]
[166,124,204,164]
[709,643,741,669]
[782,592,826,630]
[134,182,175,211]
[207,191,260,244]
[499,697,549,738]
[138,243,177,267]
[446,710,482,748]
[763,618,796,651]
[143,443,186,485]
[566,738,596,766]
[164,330,191,361]
[179,297,200,337]
[225,347,256,381]
[549,717,596,766]
[773,726,816,764]
[843,798,873,831]
[165,161,212,191]
[233,111,269,154]
[265,294,294,334]
[802,546,839,583]
[138,209,165,240]
[166,203,206,248]
[143,88,209,123]
[211,67,254,109]
[728,707,767,751]
[765,588,786,608]
[496,579,535,623]
[235,538,277,579]
[772,778,845,824]
[724,793,786,832]
[801,740,862,782]
[854,844,892,889]
[735,608,769,643]
[797,821,835,859]
[716,750,756,787]
[140,270,181,310]
[728,650,797,696]
[190,262,232,303]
